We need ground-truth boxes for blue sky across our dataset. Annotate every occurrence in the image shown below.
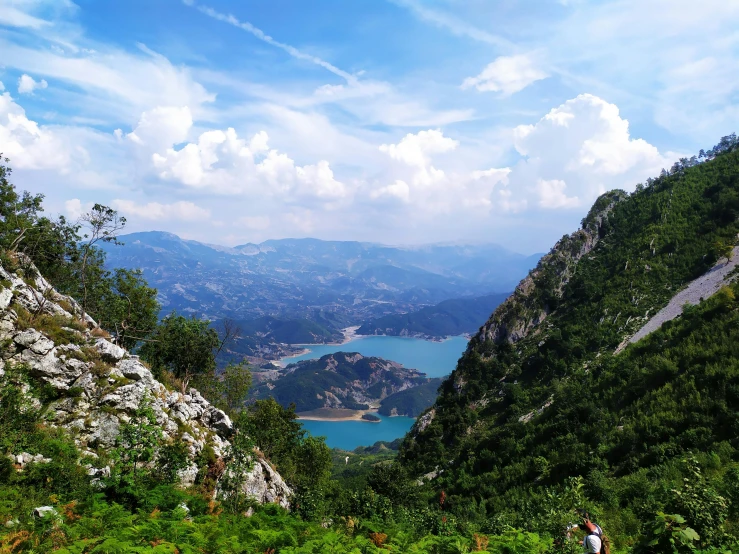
[1,0,737,253]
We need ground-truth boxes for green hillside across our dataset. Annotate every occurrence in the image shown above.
[378,378,444,417]
[252,352,437,414]
[398,135,739,547]
[236,315,342,345]
[357,293,510,338]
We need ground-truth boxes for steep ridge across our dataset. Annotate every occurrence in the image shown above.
[0,257,291,507]
[399,138,739,522]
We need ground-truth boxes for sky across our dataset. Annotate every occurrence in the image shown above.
[1,0,738,254]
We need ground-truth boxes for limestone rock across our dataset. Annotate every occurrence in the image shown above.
[0,288,12,311]
[0,256,292,508]
[238,458,291,509]
[116,358,154,384]
[14,329,54,355]
[94,338,125,362]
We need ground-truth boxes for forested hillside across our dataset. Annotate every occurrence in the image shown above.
[357,293,510,339]
[399,135,739,548]
[253,352,440,416]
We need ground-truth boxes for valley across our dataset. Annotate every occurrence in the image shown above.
[102,233,534,363]
[2,0,737,550]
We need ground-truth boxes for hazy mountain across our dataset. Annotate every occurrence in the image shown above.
[102,232,539,326]
[356,292,510,339]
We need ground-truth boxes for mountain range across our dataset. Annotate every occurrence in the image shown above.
[102,233,538,325]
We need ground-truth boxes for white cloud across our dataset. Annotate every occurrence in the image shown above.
[127,111,348,202]
[126,106,192,151]
[0,40,215,121]
[0,91,72,170]
[111,199,211,221]
[535,179,580,209]
[462,54,548,96]
[0,6,49,29]
[17,74,48,94]
[390,0,514,49]
[370,180,411,203]
[503,94,675,211]
[379,129,458,187]
[192,2,358,83]
[380,129,458,167]
[64,198,90,220]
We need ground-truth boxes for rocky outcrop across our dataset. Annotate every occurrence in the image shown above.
[475,191,625,351]
[0,258,290,508]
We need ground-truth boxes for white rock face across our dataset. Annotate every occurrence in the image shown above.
[0,259,291,508]
[94,338,126,362]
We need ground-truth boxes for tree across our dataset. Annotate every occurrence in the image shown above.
[217,417,257,515]
[0,157,45,253]
[108,396,162,501]
[98,268,160,350]
[78,204,126,319]
[192,362,253,417]
[713,239,735,263]
[139,312,220,392]
[238,398,305,467]
[221,362,253,415]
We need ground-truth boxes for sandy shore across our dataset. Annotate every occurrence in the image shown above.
[296,407,381,422]
[340,325,361,344]
[276,347,311,365]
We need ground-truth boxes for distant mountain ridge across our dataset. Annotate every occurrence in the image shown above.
[102,232,540,342]
[357,293,510,339]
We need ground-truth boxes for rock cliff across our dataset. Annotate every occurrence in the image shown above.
[475,190,626,350]
[0,257,291,508]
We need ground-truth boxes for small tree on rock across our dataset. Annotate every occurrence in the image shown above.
[139,312,220,392]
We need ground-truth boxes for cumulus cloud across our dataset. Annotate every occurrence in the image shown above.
[0,91,71,170]
[126,106,192,151]
[462,54,548,96]
[379,129,458,187]
[111,199,210,221]
[64,199,92,220]
[17,74,48,94]
[500,94,675,211]
[125,108,347,202]
[535,179,580,209]
[370,180,411,203]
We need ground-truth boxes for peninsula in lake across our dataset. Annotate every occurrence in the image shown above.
[251,352,443,418]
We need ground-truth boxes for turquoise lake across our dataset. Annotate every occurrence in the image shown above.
[280,334,469,378]
[280,335,469,449]
[299,414,416,451]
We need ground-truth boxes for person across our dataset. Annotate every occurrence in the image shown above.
[581,520,603,554]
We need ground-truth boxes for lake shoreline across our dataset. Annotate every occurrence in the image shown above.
[296,407,383,422]
[277,334,469,377]
[277,326,362,367]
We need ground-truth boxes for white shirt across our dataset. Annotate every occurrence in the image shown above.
[584,534,602,553]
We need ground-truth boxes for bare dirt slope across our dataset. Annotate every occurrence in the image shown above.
[623,246,739,349]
